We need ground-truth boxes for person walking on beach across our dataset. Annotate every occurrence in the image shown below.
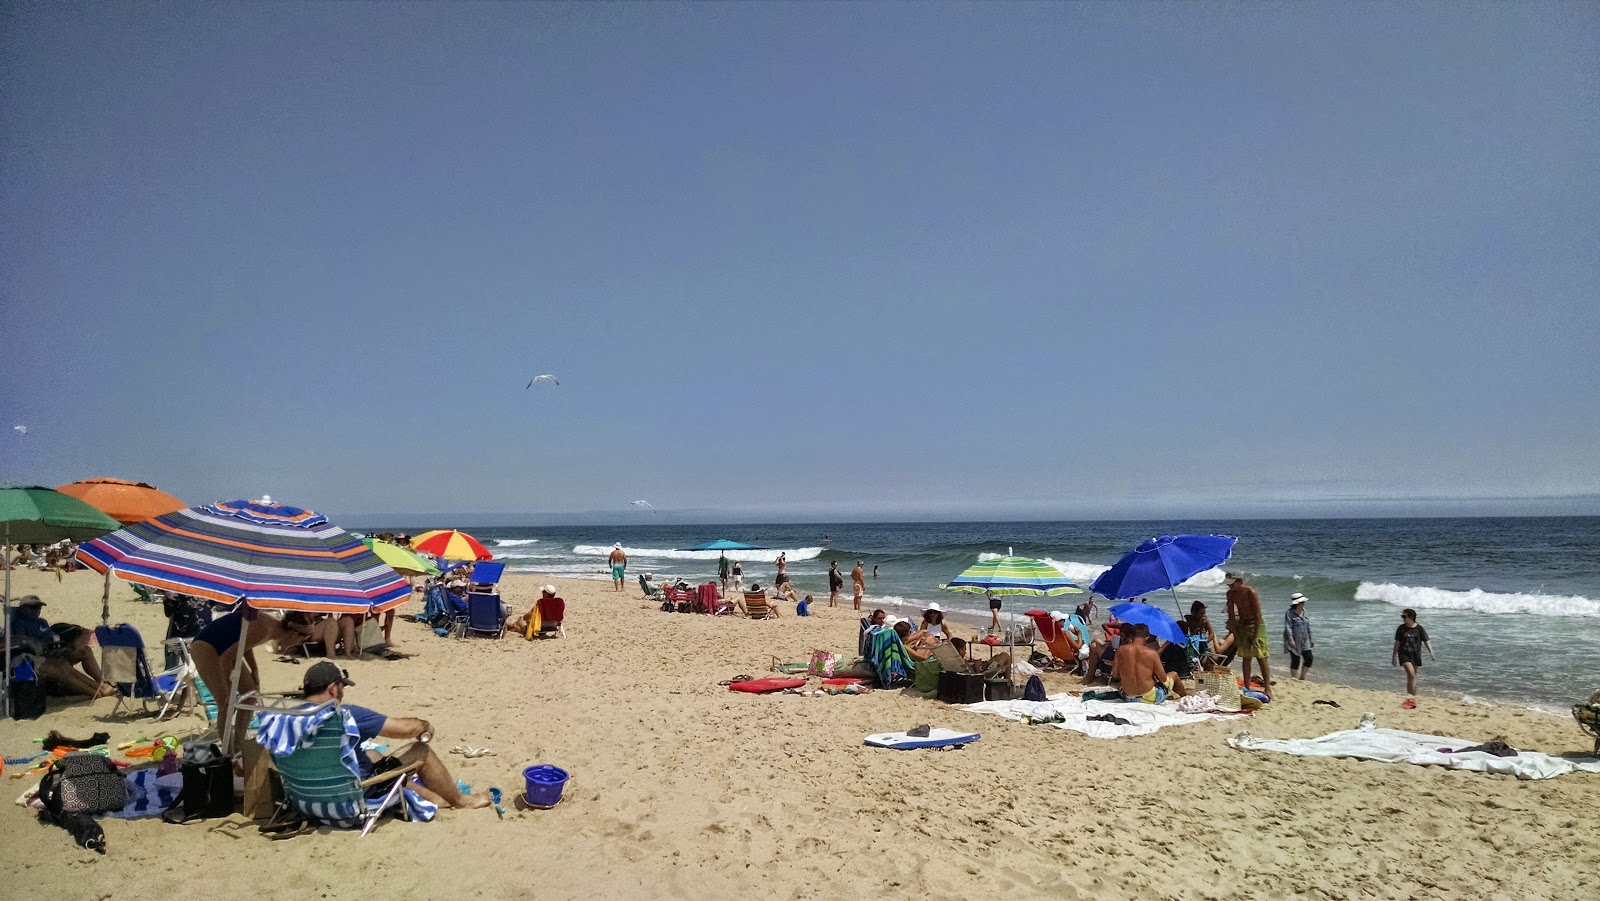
[732,560,743,593]
[851,560,865,611]
[1284,593,1314,680]
[1392,608,1435,698]
[828,560,844,608]
[1224,571,1273,700]
[718,554,730,592]
[608,543,627,591]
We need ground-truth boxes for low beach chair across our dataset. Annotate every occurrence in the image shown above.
[638,574,663,601]
[1024,611,1083,672]
[95,624,156,717]
[740,591,774,620]
[258,704,434,835]
[153,638,206,721]
[132,584,162,605]
[533,594,565,638]
[459,592,506,639]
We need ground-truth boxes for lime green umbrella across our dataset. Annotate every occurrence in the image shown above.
[361,537,441,577]
[2,485,123,717]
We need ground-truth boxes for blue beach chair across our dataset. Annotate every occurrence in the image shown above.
[95,624,156,716]
[469,562,505,591]
[458,592,506,639]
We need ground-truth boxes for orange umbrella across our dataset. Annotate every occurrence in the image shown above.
[411,529,493,561]
[55,478,186,524]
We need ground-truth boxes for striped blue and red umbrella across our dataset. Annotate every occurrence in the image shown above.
[76,498,411,615]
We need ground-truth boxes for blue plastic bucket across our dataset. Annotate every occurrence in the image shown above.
[522,765,569,808]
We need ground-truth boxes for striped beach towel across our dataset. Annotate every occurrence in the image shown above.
[256,706,437,828]
[868,628,916,688]
[112,769,183,819]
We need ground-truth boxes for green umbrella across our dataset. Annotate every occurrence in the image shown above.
[1,485,123,717]
[361,537,441,577]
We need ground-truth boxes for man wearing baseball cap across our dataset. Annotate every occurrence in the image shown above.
[6,596,115,698]
[299,661,488,811]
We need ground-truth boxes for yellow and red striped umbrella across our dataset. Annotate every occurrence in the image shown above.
[411,529,492,561]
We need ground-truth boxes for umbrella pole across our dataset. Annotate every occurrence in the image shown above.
[101,568,111,627]
[221,608,252,756]
[3,522,11,719]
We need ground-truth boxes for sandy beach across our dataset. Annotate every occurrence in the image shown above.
[3,566,1597,901]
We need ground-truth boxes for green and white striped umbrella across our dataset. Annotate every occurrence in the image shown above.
[940,555,1082,596]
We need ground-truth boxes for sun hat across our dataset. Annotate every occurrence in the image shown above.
[926,603,942,612]
[1290,592,1307,605]
[1050,610,1067,621]
[302,661,354,694]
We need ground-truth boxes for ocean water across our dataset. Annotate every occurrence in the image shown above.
[370,518,1600,710]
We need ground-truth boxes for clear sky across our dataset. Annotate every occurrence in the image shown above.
[2,2,1596,523]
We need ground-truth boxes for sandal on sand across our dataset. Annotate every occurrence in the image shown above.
[1401,698,1417,710]
[268,820,315,841]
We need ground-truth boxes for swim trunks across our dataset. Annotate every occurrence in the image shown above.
[1236,622,1269,659]
[611,563,625,580]
[1124,685,1167,704]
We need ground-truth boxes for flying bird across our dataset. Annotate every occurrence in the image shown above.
[630,499,655,512]
[12,425,26,436]
[526,374,560,388]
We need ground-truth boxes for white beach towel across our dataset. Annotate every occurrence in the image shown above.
[962,693,1233,739]
[1227,725,1600,781]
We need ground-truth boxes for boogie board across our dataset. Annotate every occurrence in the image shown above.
[863,729,980,750]
[728,677,806,694]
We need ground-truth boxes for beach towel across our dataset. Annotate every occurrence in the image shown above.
[1227,725,1600,781]
[112,769,183,819]
[963,693,1235,739]
[256,706,438,826]
[866,628,916,688]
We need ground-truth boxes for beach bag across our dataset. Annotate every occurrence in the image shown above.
[39,752,126,816]
[8,657,46,720]
[808,649,838,678]
[1197,670,1243,712]
[1022,675,1047,702]
[240,740,281,821]
[163,743,234,823]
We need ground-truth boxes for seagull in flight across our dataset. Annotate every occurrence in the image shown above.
[12,425,26,436]
[630,499,655,512]
[526,374,560,388]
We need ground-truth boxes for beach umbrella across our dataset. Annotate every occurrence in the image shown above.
[362,537,441,578]
[411,529,493,561]
[1088,534,1237,616]
[76,498,411,752]
[677,539,768,552]
[0,486,122,717]
[941,551,1081,668]
[55,477,186,524]
[1107,601,1187,645]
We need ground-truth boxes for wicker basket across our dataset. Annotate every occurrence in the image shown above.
[1198,670,1243,712]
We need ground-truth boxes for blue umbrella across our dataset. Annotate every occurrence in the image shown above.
[678,539,767,552]
[1089,534,1236,599]
[1108,601,1187,645]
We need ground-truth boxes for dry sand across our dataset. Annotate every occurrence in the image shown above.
[3,566,1598,900]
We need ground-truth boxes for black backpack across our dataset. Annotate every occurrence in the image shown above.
[8,656,46,720]
[1022,674,1048,702]
[38,752,126,816]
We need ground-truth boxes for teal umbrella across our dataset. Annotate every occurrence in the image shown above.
[1,486,122,717]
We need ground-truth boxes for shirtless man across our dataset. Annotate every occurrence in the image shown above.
[1110,623,1181,703]
[851,560,865,611]
[608,543,627,591]
[1224,571,1272,700]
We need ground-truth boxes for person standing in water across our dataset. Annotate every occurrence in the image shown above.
[1283,593,1314,680]
[608,543,627,592]
[1392,608,1435,698]
[1225,571,1273,701]
[827,560,844,608]
[851,560,865,611]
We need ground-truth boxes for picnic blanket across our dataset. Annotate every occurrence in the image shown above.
[1227,725,1600,781]
[963,693,1236,738]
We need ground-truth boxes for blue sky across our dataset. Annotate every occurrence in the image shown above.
[2,2,1596,523]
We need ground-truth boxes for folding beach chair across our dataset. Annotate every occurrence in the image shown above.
[95,624,156,717]
[151,637,209,722]
[468,562,505,594]
[1023,611,1083,673]
[638,574,663,601]
[741,591,774,620]
[458,592,506,639]
[258,704,434,835]
[132,584,162,605]
[532,594,565,639]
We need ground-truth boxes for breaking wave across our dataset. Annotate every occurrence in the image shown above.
[1355,582,1600,618]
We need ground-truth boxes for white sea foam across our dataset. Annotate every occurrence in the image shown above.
[571,544,823,563]
[1355,582,1600,618]
[493,538,541,547]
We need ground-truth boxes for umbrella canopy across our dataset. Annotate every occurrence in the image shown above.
[1088,534,1237,601]
[677,539,768,552]
[1108,601,1187,645]
[411,529,493,561]
[362,537,440,578]
[0,485,124,545]
[75,499,412,614]
[54,477,186,524]
[941,555,1082,596]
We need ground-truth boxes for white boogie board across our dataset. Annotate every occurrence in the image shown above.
[863,729,980,750]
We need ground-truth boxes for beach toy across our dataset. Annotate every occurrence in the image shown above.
[522,765,569,808]
[488,786,505,818]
